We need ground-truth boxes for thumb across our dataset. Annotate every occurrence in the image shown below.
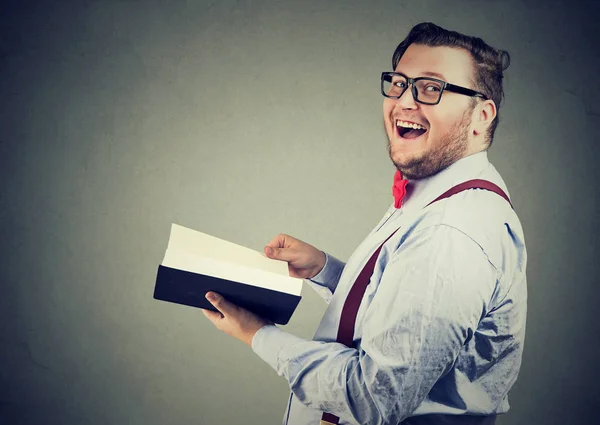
[206,292,234,316]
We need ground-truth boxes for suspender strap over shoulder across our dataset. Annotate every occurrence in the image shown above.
[426,179,513,209]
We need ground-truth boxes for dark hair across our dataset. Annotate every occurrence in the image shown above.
[392,22,510,146]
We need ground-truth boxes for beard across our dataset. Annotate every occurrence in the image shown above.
[387,107,473,180]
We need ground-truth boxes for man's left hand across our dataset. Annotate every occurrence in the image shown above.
[202,292,273,347]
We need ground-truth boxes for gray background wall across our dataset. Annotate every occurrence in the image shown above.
[1,0,598,424]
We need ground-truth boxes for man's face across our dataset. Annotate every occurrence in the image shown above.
[383,44,478,180]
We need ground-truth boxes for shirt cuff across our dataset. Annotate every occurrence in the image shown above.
[308,252,345,293]
[251,324,305,374]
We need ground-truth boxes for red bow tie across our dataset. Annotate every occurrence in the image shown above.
[393,170,408,208]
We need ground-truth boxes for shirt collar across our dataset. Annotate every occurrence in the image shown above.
[401,150,491,213]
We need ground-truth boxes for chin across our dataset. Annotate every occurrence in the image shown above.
[389,138,428,165]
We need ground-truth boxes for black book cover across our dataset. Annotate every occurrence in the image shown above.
[154,265,302,325]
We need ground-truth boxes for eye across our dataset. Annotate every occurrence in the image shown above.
[394,81,407,88]
[424,84,441,92]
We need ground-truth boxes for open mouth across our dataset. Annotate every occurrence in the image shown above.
[396,119,427,140]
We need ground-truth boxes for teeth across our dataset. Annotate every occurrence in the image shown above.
[396,120,425,130]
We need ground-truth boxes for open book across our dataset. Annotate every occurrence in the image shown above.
[153,224,303,324]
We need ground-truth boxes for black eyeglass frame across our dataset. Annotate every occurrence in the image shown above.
[381,72,488,105]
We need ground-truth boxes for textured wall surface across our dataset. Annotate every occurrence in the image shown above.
[1,0,598,424]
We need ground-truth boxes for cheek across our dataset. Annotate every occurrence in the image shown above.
[427,110,460,136]
[434,99,471,128]
[382,100,395,121]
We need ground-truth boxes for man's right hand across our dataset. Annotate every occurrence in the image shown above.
[264,234,326,279]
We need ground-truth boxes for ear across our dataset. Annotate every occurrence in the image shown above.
[472,99,497,136]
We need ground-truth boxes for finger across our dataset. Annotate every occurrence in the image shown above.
[264,245,300,263]
[265,234,290,251]
[205,292,235,316]
[201,308,224,324]
[264,234,298,260]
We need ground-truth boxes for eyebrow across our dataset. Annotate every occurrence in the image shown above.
[420,71,448,80]
[395,70,450,81]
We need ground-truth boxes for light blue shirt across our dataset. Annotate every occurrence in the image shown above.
[252,151,527,425]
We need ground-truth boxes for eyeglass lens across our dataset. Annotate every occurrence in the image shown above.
[382,74,443,104]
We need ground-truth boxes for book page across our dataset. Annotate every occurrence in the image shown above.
[162,247,302,296]
[164,223,290,276]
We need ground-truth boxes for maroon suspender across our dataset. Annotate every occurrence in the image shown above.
[320,229,401,425]
[426,179,513,209]
[320,180,512,425]
[335,230,399,348]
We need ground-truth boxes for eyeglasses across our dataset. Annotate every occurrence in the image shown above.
[381,72,488,105]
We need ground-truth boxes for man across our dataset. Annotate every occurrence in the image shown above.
[202,22,527,425]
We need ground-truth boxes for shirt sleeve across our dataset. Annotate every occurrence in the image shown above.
[252,224,499,425]
[304,251,345,301]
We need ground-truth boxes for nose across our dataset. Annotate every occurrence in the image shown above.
[394,85,419,110]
